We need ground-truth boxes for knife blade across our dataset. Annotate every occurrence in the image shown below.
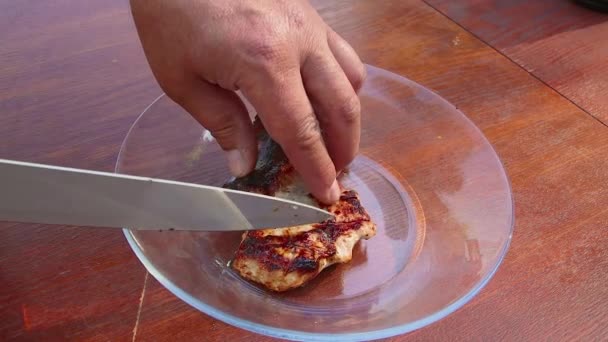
[0,159,332,231]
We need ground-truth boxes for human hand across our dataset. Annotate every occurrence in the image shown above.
[130,0,365,204]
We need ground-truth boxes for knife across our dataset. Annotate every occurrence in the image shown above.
[0,159,332,231]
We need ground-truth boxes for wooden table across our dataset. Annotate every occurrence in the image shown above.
[2,0,607,340]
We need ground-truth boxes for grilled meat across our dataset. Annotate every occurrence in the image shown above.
[224,119,376,291]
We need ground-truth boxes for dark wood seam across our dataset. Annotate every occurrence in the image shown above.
[420,0,608,130]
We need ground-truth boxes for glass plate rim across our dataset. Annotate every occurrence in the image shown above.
[116,64,515,341]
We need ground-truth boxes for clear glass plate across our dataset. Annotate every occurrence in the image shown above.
[116,65,513,341]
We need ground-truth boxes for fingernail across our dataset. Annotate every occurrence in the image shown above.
[226,149,249,177]
[327,180,341,203]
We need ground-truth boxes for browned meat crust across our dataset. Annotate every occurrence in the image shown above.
[223,118,294,196]
[224,118,376,291]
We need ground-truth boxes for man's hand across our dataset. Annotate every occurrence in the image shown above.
[130,0,365,204]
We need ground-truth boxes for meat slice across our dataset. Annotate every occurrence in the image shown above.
[224,119,377,292]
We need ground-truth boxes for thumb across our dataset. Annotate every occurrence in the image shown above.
[170,80,257,177]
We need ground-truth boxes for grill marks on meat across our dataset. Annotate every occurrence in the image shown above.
[224,118,377,292]
[232,190,375,291]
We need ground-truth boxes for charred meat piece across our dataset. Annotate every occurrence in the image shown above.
[224,118,376,292]
[230,190,376,292]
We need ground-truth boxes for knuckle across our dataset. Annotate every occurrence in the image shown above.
[286,7,306,30]
[209,121,238,145]
[335,95,361,125]
[291,115,322,151]
[243,35,288,67]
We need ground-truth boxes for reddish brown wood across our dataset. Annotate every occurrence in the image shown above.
[2,0,608,341]
[425,0,608,125]
[0,1,159,340]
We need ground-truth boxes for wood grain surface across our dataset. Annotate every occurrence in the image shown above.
[425,0,608,125]
[2,0,608,341]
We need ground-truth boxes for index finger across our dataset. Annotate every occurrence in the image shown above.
[241,67,340,204]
